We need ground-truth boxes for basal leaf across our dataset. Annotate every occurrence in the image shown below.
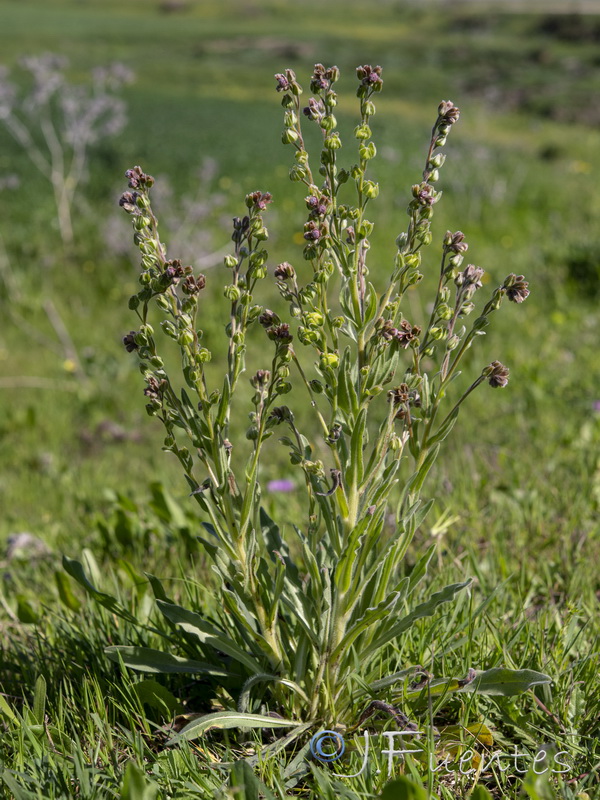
[105,646,229,676]
[167,711,303,745]
[380,776,428,800]
[458,667,552,696]
[365,580,471,657]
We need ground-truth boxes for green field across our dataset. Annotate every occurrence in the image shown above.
[0,1,599,798]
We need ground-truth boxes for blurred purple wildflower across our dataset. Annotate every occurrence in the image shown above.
[267,479,295,493]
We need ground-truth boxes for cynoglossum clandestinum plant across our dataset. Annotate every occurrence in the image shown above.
[65,64,549,749]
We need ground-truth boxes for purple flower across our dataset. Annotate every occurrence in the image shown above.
[267,479,295,493]
[593,401,600,413]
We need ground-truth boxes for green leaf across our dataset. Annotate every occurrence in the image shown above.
[16,595,39,624]
[54,570,82,611]
[216,374,230,429]
[380,776,428,800]
[156,601,264,674]
[105,646,229,676]
[229,760,260,800]
[337,347,358,416]
[332,578,409,660]
[346,407,367,490]
[368,666,425,693]
[119,761,159,800]
[144,573,173,604]
[521,747,563,800]
[1,772,38,800]
[131,679,184,715]
[407,443,440,496]
[238,674,309,713]
[32,675,46,725]
[0,693,19,723]
[167,711,303,745]
[229,759,278,800]
[62,556,136,623]
[407,542,435,594]
[458,667,552,696]
[149,482,187,528]
[363,281,379,325]
[470,785,494,800]
[427,407,459,446]
[365,580,471,657]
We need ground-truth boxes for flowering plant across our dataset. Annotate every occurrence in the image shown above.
[66,64,548,751]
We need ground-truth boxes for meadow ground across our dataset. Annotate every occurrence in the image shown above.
[0,1,599,797]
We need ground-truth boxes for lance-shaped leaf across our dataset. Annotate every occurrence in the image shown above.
[105,646,229,676]
[62,556,137,623]
[332,579,409,661]
[381,776,428,800]
[167,710,303,745]
[364,580,471,658]
[238,673,309,713]
[156,601,264,674]
[457,667,552,696]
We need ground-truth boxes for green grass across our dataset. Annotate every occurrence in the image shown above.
[1,0,600,797]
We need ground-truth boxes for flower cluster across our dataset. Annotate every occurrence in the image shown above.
[485,361,510,388]
[356,64,383,94]
[504,273,530,304]
[378,318,422,349]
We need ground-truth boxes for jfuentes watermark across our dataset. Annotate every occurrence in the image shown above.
[309,729,572,779]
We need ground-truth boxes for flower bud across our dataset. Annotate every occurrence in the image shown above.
[363,181,379,199]
[289,165,307,182]
[178,330,194,346]
[321,114,337,131]
[436,303,453,321]
[282,128,299,145]
[448,253,464,268]
[224,254,238,268]
[133,215,151,231]
[319,352,339,370]
[224,285,241,302]
[324,132,342,150]
[359,142,377,160]
[354,123,372,140]
[429,153,446,169]
[358,220,374,239]
[305,311,324,328]
[161,320,177,339]
[363,101,376,117]
[390,434,404,452]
